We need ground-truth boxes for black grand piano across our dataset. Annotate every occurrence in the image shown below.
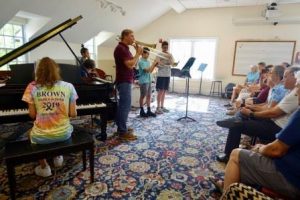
[0,16,116,141]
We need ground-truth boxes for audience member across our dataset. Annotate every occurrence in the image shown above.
[222,72,300,199]
[226,67,272,115]
[257,62,266,75]
[245,67,272,106]
[281,62,290,69]
[216,66,300,163]
[246,65,286,109]
[225,64,261,107]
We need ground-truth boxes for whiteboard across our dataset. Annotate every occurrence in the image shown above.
[232,41,296,76]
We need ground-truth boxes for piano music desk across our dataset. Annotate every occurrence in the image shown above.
[3,129,94,200]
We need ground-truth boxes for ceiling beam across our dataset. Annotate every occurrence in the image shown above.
[165,0,186,13]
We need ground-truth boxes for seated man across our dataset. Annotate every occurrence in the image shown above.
[242,65,286,112]
[216,67,300,163]
[223,74,300,199]
[226,66,277,115]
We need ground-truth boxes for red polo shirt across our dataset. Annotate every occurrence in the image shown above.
[114,42,134,84]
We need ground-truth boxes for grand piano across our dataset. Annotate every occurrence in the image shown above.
[0,16,116,141]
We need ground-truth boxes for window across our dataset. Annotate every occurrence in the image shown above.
[169,38,217,80]
[0,23,26,70]
[84,38,97,60]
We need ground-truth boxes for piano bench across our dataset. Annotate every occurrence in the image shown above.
[3,129,94,200]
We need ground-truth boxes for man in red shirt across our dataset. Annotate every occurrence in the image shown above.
[114,29,142,140]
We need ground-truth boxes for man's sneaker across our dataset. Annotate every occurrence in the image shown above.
[140,110,148,117]
[35,165,52,177]
[155,108,163,114]
[53,155,64,167]
[161,107,169,113]
[119,132,137,141]
[147,111,156,117]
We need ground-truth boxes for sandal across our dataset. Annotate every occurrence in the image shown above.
[209,176,224,193]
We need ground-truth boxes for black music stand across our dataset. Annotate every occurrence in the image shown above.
[177,57,196,122]
[171,68,182,92]
[198,63,207,94]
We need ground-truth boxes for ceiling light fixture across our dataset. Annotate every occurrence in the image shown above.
[96,0,126,16]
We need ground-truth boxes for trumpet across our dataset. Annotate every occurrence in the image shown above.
[116,36,170,60]
[134,40,156,49]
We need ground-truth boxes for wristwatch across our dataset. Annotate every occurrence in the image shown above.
[249,112,255,119]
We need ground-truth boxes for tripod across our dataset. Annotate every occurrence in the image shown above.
[177,57,196,122]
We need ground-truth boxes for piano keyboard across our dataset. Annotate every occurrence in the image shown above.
[0,103,107,116]
[0,109,28,116]
[77,103,106,109]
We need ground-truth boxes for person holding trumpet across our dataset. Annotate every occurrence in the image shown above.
[155,40,175,114]
[114,29,142,141]
[138,47,158,117]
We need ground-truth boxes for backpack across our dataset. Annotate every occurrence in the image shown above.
[223,83,236,99]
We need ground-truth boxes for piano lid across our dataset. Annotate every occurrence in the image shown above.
[0,15,82,68]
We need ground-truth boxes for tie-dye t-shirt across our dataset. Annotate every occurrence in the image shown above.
[22,81,78,144]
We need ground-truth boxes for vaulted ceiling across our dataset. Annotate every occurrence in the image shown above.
[1,0,300,45]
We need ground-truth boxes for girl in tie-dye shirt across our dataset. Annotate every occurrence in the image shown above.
[22,57,78,177]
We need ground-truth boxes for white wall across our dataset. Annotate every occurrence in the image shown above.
[98,46,115,79]
[29,40,81,64]
[136,4,300,94]
[26,4,300,95]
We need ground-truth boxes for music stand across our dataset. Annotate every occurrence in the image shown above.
[177,57,196,122]
[198,63,207,94]
[171,68,182,92]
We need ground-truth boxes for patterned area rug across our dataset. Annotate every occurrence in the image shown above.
[0,94,232,200]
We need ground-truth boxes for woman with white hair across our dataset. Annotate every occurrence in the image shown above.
[225,64,260,107]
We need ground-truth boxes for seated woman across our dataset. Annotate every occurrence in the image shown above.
[22,57,78,177]
[227,64,261,106]
[226,67,270,115]
[228,65,286,117]
[245,67,273,105]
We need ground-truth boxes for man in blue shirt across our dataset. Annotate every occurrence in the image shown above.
[222,71,300,199]
[138,47,158,117]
